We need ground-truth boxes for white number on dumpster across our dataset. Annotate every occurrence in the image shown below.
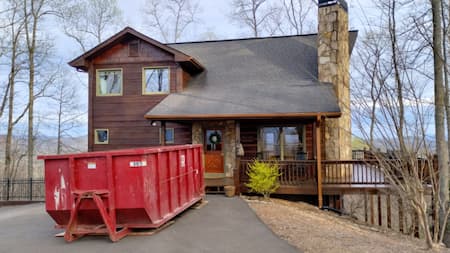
[180,155,186,168]
[129,161,147,167]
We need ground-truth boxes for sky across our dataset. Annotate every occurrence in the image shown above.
[53,0,376,59]
[4,0,414,139]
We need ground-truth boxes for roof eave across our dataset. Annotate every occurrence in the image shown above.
[144,112,341,121]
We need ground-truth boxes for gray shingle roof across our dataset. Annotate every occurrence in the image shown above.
[145,32,357,120]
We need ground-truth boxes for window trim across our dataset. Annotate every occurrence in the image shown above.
[142,66,171,95]
[96,68,123,96]
[94,128,109,144]
[159,127,175,144]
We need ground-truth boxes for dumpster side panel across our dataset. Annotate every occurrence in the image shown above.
[145,153,160,222]
[169,151,179,213]
[114,154,152,225]
[113,154,145,209]
[45,158,72,225]
[158,152,170,219]
[75,157,108,190]
[143,146,205,226]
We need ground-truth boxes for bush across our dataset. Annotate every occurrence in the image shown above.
[245,160,281,200]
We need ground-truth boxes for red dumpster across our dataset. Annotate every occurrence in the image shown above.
[38,144,205,242]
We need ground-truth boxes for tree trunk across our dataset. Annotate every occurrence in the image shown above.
[5,68,15,179]
[24,0,39,179]
[57,96,62,154]
[431,0,450,236]
[388,0,407,155]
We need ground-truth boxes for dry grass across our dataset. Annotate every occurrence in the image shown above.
[245,197,450,253]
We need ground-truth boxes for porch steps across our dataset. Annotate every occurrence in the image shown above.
[205,186,225,194]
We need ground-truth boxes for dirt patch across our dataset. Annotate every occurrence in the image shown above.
[245,197,450,253]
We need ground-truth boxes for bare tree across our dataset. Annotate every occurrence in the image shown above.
[2,0,28,179]
[23,0,54,179]
[352,0,450,248]
[282,0,316,35]
[263,5,285,36]
[50,74,83,154]
[431,0,450,238]
[142,0,200,43]
[352,30,391,146]
[6,132,27,180]
[230,0,275,37]
[53,0,123,52]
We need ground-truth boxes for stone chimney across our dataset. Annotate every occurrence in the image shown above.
[318,0,351,160]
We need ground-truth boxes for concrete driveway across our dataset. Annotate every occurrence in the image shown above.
[0,195,300,253]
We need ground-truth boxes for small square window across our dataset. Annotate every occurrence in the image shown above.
[96,69,122,96]
[143,67,170,94]
[160,128,174,144]
[95,129,109,144]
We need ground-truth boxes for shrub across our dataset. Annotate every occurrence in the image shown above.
[245,160,281,200]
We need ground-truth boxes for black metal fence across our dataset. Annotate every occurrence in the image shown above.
[0,178,45,201]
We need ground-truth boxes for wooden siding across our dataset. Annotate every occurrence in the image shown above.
[88,39,192,151]
[92,38,174,65]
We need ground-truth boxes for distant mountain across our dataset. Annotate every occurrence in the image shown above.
[0,134,87,155]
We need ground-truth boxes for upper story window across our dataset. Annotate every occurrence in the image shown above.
[143,67,170,94]
[96,69,122,96]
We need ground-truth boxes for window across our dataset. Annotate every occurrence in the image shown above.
[143,67,170,94]
[96,69,122,96]
[160,128,174,144]
[259,126,306,160]
[94,129,109,144]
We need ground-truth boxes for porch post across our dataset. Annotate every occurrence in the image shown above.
[161,121,166,146]
[316,115,323,208]
[234,121,241,194]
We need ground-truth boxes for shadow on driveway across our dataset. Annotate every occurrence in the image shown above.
[0,195,300,253]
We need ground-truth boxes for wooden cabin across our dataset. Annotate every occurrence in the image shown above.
[69,0,368,207]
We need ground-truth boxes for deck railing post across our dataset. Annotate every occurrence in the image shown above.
[6,178,10,201]
[234,157,241,195]
[29,177,33,201]
[316,116,323,208]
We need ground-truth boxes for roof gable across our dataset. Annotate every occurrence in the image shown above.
[68,27,204,73]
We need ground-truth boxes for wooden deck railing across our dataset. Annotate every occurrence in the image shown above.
[322,160,387,184]
[238,159,388,187]
[239,160,317,185]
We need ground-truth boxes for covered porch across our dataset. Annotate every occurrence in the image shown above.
[187,116,332,205]
[188,116,322,187]
[193,117,387,208]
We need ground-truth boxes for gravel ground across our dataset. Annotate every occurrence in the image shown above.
[245,197,450,253]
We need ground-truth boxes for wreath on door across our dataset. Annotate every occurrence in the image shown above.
[209,131,221,144]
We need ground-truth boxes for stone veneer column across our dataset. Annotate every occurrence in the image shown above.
[223,120,236,178]
[191,122,203,145]
[318,0,351,160]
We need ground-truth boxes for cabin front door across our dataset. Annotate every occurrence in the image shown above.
[204,129,224,173]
